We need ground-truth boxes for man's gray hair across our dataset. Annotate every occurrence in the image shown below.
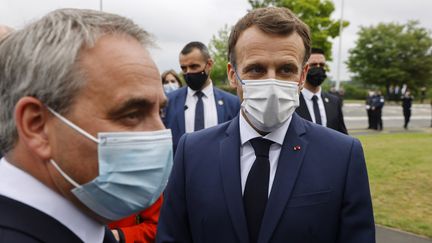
[0,8,153,153]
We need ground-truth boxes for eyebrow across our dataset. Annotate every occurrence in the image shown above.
[242,63,264,72]
[107,98,154,118]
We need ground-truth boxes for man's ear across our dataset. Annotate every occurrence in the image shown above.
[207,58,214,70]
[227,62,238,89]
[299,63,310,89]
[14,97,52,160]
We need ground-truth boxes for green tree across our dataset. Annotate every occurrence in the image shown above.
[248,0,349,59]
[347,21,432,94]
[208,24,230,85]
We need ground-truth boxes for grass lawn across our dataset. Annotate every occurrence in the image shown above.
[355,132,432,238]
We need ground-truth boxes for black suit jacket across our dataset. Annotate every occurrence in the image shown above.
[296,92,348,134]
[0,195,116,243]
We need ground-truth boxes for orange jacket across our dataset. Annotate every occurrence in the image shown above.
[108,196,163,243]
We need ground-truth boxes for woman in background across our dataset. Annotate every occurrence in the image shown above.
[161,69,182,94]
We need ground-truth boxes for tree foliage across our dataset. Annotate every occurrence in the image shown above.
[208,0,347,87]
[347,21,432,93]
[248,0,349,60]
[208,24,230,85]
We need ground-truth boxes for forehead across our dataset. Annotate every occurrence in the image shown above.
[165,73,176,80]
[234,26,305,67]
[308,53,326,64]
[179,48,206,64]
[77,34,162,106]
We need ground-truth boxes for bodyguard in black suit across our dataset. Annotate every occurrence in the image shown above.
[0,9,172,243]
[295,48,348,134]
[163,42,240,152]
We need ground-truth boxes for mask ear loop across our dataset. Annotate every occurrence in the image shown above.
[50,159,81,188]
[233,65,245,85]
[46,107,99,144]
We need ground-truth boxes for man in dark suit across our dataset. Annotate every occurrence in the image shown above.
[0,9,173,242]
[295,48,348,134]
[157,7,375,243]
[163,41,240,152]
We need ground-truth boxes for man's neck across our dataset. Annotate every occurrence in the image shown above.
[304,82,320,94]
[201,78,212,90]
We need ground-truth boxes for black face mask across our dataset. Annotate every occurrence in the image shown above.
[307,67,327,87]
[183,66,209,91]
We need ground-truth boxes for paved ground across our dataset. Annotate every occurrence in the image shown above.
[377,225,432,243]
[344,103,431,130]
[344,102,432,242]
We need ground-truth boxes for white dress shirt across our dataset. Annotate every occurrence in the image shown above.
[0,158,105,243]
[239,112,292,197]
[185,82,218,133]
[301,88,327,127]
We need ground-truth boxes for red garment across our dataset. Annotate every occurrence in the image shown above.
[108,196,163,243]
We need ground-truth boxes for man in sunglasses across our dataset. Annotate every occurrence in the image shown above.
[296,48,348,134]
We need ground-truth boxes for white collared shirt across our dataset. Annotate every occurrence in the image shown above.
[0,158,105,243]
[239,112,292,197]
[301,88,327,127]
[185,82,218,133]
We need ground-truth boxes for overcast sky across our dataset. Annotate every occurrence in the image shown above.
[1,0,431,81]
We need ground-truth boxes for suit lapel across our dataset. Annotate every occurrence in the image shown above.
[259,113,309,243]
[321,92,331,123]
[219,116,249,243]
[213,88,226,123]
[175,88,187,135]
[298,93,312,121]
[0,195,82,243]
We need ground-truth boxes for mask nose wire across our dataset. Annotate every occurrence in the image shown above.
[46,107,99,144]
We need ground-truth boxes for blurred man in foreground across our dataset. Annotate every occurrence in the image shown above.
[0,9,172,242]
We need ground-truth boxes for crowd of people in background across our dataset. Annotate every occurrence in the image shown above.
[366,90,385,130]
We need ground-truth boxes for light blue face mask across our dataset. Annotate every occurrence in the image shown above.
[47,107,173,221]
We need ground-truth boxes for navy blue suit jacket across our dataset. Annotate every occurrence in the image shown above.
[163,86,240,152]
[0,195,117,243]
[157,113,375,243]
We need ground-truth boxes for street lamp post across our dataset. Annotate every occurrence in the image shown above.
[335,0,345,91]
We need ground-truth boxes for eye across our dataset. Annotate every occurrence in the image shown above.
[278,64,298,78]
[280,65,294,74]
[121,111,144,126]
[244,65,266,77]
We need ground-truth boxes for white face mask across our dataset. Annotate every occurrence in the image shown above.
[236,73,300,132]
[47,107,173,220]
[163,82,180,93]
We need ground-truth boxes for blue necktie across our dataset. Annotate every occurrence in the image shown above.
[244,137,273,243]
[312,95,322,125]
[194,91,204,131]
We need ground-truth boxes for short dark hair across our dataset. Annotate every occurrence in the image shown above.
[180,41,211,61]
[228,7,311,66]
[311,47,325,55]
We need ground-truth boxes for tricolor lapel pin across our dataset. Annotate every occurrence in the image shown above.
[293,145,301,151]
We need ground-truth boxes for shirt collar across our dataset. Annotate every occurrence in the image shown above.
[187,81,213,98]
[302,87,322,101]
[0,158,105,243]
[239,110,291,146]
